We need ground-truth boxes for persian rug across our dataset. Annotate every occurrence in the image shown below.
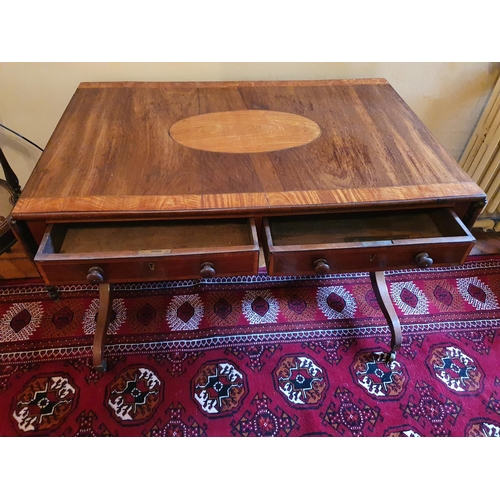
[1,258,500,437]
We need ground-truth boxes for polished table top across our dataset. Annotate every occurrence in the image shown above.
[11,79,487,372]
[12,79,485,222]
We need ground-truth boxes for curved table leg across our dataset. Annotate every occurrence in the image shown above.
[93,283,112,372]
[370,271,402,364]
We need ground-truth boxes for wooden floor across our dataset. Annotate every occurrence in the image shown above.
[0,242,39,280]
[469,228,500,256]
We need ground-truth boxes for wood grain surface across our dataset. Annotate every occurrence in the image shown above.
[13,79,485,220]
[169,110,321,153]
[0,242,40,279]
[13,183,484,221]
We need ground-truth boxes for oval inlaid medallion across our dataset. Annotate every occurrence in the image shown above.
[169,110,321,153]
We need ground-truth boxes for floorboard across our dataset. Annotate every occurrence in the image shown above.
[470,228,500,256]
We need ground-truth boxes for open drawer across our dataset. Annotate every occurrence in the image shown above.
[35,218,259,284]
[263,208,475,275]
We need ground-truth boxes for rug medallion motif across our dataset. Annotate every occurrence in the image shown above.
[1,258,500,436]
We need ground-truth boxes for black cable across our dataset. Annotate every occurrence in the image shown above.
[0,123,44,152]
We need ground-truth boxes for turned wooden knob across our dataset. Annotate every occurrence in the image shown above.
[87,266,104,284]
[415,252,433,268]
[314,258,331,275]
[200,262,216,278]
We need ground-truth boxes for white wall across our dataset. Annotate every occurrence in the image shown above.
[0,62,499,187]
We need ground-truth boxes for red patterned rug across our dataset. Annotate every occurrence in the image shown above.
[1,258,500,437]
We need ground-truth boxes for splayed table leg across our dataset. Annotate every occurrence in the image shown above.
[93,283,112,372]
[370,271,402,363]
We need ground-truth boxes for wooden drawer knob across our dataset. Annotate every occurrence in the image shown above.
[200,262,216,278]
[415,252,433,268]
[87,266,104,284]
[314,258,331,275]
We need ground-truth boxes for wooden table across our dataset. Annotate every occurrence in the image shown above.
[11,79,486,371]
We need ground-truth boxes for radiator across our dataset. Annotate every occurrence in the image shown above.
[460,75,500,221]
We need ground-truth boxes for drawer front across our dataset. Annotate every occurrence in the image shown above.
[36,250,259,284]
[263,209,475,276]
[265,241,474,275]
[35,218,259,284]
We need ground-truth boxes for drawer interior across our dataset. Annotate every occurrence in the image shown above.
[39,218,257,257]
[267,209,470,247]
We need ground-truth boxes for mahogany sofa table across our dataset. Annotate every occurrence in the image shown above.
[11,79,486,371]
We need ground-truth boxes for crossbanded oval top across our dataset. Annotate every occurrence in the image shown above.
[169,110,322,153]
